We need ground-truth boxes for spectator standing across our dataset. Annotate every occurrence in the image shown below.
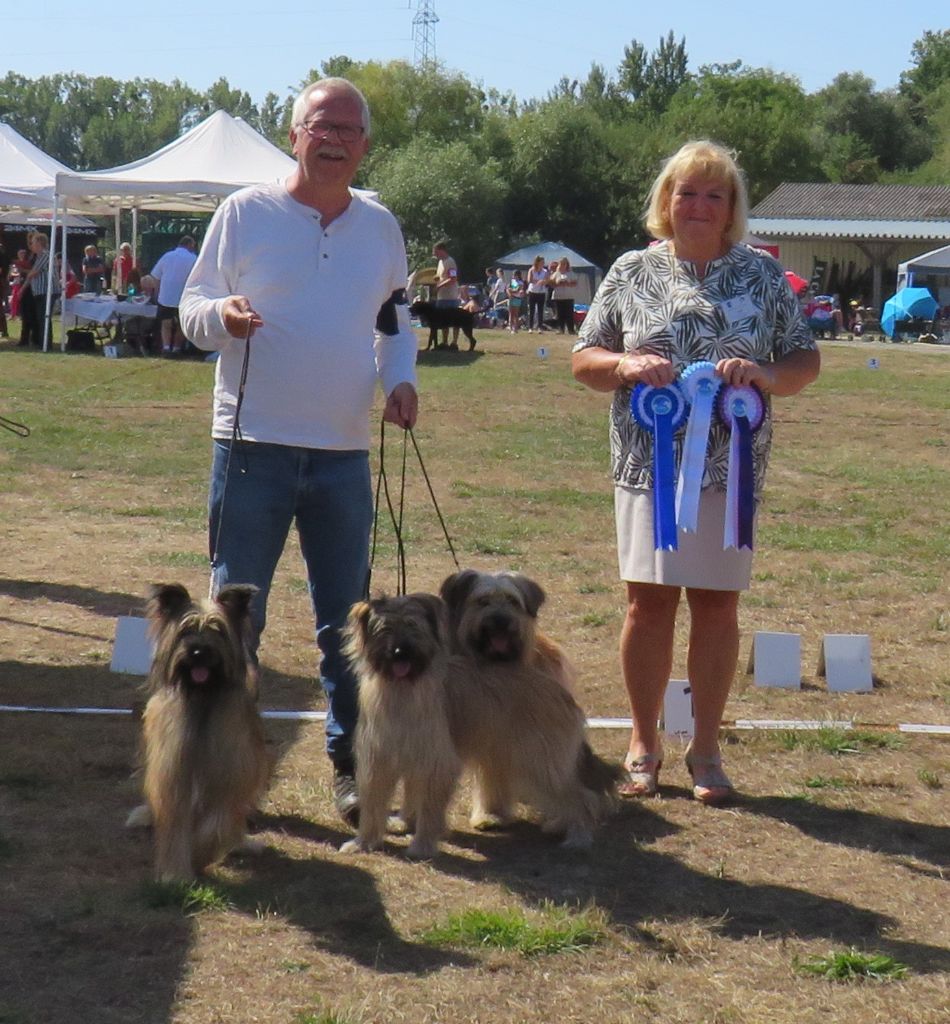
[432,240,460,348]
[81,245,107,294]
[551,256,579,334]
[151,236,197,356]
[179,76,418,828]
[526,254,549,332]
[21,233,59,349]
[507,269,525,332]
[113,242,135,293]
[0,242,9,339]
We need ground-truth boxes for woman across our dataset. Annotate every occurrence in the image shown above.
[551,256,579,334]
[81,244,107,294]
[506,270,525,332]
[526,254,549,333]
[113,242,135,293]
[571,140,819,804]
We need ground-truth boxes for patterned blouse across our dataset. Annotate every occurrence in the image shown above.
[574,241,816,500]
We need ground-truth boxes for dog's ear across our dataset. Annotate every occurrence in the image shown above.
[214,584,259,628]
[411,593,447,641]
[439,570,480,610]
[347,600,374,640]
[506,573,546,618]
[147,583,193,626]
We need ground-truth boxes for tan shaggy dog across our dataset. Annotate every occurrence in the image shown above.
[136,583,270,881]
[440,569,620,848]
[341,593,460,859]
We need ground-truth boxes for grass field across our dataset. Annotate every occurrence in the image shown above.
[0,330,947,1024]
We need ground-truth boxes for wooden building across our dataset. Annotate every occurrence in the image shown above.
[748,183,950,311]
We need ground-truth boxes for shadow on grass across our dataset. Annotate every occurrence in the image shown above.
[433,800,950,975]
[742,794,950,869]
[0,575,146,617]
[232,812,474,974]
[415,347,483,367]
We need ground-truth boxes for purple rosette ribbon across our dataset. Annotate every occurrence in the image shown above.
[631,381,689,550]
[717,384,765,550]
[675,361,722,534]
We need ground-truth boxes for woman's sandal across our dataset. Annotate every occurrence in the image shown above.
[619,752,662,798]
[684,744,735,805]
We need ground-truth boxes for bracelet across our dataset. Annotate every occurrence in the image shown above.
[615,354,629,380]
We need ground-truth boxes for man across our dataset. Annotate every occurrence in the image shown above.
[151,235,197,356]
[432,240,460,348]
[179,78,418,827]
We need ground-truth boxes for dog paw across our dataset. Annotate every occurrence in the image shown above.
[125,803,152,829]
[406,838,438,860]
[339,838,381,854]
[470,813,511,832]
[387,813,411,834]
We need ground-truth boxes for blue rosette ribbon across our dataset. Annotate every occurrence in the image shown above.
[631,382,689,550]
[675,361,722,534]
[717,384,765,550]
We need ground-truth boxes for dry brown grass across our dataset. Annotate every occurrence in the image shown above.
[0,334,947,1023]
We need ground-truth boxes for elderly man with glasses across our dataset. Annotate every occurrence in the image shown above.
[180,77,419,829]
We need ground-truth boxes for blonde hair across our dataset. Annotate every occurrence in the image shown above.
[644,140,749,244]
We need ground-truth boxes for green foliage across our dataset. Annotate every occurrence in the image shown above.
[370,136,507,277]
[776,728,903,755]
[141,880,232,914]
[422,903,609,957]
[795,948,909,981]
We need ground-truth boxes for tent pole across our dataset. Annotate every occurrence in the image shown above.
[132,206,139,271]
[43,201,61,353]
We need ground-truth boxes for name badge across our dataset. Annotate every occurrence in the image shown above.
[719,295,758,323]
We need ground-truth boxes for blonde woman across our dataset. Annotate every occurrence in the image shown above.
[572,141,819,805]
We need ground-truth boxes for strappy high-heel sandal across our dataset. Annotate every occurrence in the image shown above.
[619,752,662,798]
[684,744,734,805]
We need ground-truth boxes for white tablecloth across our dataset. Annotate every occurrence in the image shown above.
[63,296,158,324]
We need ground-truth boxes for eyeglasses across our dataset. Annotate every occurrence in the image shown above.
[297,120,365,143]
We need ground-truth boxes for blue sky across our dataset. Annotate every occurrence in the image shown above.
[7,1,948,105]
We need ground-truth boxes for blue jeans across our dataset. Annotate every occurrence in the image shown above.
[208,440,373,767]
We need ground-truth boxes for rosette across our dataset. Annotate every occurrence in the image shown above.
[675,361,722,534]
[717,384,765,550]
[631,382,689,550]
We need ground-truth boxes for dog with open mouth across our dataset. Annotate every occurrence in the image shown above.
[440,569,620,848]
[133,583,270,881]
[341,593,461,859]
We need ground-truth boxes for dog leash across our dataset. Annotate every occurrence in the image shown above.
[210,318,253,570]
[367,420,460,598]
[0,414,30,437]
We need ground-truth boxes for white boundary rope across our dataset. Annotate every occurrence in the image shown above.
[1,704,948,734]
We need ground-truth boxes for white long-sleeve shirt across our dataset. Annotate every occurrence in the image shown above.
[180,181,418,451]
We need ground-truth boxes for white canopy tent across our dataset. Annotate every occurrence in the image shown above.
[0,121,71,210]
[49,110,297,348]
[897,243,950,289]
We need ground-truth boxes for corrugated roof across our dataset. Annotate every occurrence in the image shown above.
[747,217,950,240]
[750,183,950,220]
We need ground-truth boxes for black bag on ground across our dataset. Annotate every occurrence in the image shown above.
[65,328,97,353]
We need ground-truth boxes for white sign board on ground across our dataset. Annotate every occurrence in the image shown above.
[751,631,801,689]
[662,679,694,738]
[110,616,154,675]
[820,634,873,692]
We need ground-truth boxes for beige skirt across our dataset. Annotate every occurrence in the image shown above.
[615,486,754,591]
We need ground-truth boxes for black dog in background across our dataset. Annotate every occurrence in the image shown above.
[410,301,478,352]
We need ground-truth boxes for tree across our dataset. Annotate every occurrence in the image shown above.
[900,29,950,109]
[812,72,931,178]
[368,137,507,278]
[661,65,823,203]
[618,32,689,115]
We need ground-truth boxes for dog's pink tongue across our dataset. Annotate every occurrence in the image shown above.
[190,666,210,684]
[392,660,412,679]
[490,636,510,654]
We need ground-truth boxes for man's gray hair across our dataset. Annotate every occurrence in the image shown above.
[292,78,371,138]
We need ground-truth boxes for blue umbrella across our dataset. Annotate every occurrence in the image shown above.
[881,287,938,339]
